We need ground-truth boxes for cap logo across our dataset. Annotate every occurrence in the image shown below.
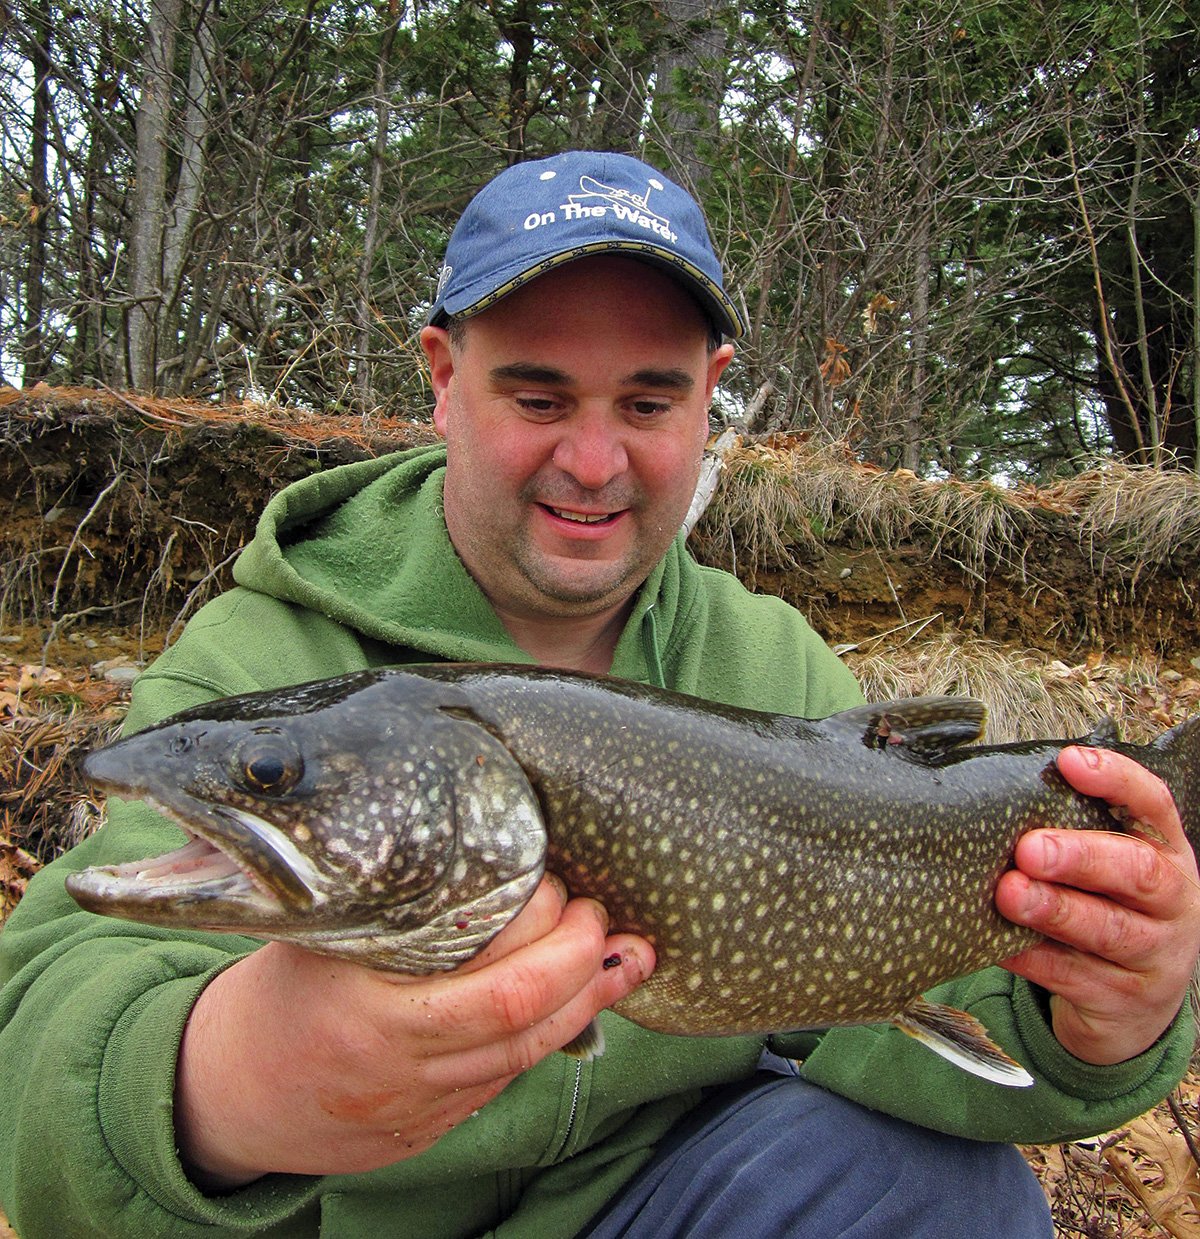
[522,175,679,245]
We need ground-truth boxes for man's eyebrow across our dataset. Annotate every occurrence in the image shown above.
[622,368,695,393]
[490,362,572,386]
[488,363,696,394]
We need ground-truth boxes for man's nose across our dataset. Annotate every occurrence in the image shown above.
[552,410,629,490]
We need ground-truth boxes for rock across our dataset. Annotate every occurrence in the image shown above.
[90,657,141,685]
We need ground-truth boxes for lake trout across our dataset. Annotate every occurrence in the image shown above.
[67,664,1200,1087]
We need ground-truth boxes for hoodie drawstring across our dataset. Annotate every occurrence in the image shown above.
[641,604,666,688]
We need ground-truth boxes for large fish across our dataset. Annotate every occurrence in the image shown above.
[67,665,1200,1087]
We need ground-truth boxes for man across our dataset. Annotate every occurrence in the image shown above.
[1,151,1196,1238]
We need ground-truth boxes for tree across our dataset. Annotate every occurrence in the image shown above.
[18,0,51,384]
[127,0,182,390]
[1,0,1194,475]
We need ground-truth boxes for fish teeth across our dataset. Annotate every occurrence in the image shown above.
[134,837,241,883]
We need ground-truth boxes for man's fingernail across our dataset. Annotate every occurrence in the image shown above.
[614,946,650,985]
[588,899,610,933]
[546,873,567,903]
[1038,832,1061,871]
[1078,746,1101,770]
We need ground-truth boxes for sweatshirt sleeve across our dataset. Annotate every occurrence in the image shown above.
[0,663,327,1236]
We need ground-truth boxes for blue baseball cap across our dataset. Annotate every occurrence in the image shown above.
[428,151,744,339]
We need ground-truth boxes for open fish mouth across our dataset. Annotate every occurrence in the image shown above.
[65,794,317,922]
[83,829,268,901]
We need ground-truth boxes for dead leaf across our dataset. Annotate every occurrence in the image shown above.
[1102,1112,1200,1238]
[861,292,898,335]
[16,664,65,693]
[819,338,851,386]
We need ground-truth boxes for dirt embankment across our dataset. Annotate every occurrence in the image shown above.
[3,386,1198,672]
[0,386,439,656]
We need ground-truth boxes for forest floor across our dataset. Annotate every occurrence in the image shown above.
[2,386,1200,1236]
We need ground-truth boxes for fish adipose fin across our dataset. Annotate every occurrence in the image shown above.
[892,997,1034,1088]
[832,697,988,761]
[1084,716,1121,746]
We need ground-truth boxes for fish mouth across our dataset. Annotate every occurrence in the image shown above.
[67,823,281,909]
[67,755,319,924]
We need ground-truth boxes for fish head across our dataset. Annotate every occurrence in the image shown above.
[67,671,548,971]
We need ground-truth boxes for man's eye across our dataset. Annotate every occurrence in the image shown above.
[515,396,560,416]
[630,400,672,417]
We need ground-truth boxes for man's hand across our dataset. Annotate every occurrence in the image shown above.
[174,876,654,1190]
[996,746,1200,1065]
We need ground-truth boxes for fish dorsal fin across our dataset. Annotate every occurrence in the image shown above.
[831,696,987,762]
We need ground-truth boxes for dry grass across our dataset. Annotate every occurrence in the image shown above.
[0,382,439,455]
[1054,466,1200,579]
[842,630,1195,744]
[693,436,1200,587]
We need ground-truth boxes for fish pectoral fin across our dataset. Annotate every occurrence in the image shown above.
[560,1017,605,1061]
[830,697,987,761]
[891,998,1034,1088]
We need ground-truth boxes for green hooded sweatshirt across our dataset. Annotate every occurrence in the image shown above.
[0,446,1191,1238]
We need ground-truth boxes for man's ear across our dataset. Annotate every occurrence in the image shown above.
[705,342,735,402]
[419,326,455,435]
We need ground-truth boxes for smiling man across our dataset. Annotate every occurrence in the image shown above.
[1,151,1197,1239]
[425,255,733,670]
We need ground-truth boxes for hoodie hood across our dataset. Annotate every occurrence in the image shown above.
[231,444,686,683]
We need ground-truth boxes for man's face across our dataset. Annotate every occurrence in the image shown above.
[421,257,734,630]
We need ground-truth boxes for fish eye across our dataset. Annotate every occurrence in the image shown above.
[232,733,303,795]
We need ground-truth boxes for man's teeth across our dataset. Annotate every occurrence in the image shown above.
[550,507,611,524]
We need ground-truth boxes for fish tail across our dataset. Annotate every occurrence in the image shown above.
[1152,714,1200,861]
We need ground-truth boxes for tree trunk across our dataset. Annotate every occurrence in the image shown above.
[589,25,652,152]
[160,0,217,375]
[355,0,402,414]
[498,0,533,163]
[21,0,52,385]
[902,18,934,473]
[127,0,182,391]
[651,0,726,190]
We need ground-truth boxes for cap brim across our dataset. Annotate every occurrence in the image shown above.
[431,240,744,339]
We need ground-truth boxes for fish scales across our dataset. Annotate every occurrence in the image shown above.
[449,673,1045,1032]
[68,663,1200,1086]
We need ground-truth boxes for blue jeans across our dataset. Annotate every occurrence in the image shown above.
[581,1066,1053,1238]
